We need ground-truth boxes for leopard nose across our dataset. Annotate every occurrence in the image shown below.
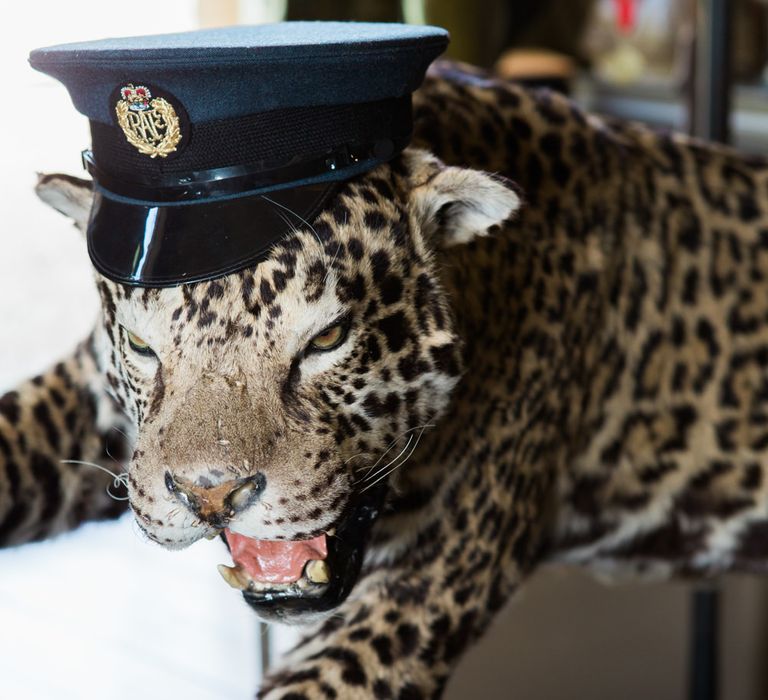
[165,471,266,525]
[227,473,267,512]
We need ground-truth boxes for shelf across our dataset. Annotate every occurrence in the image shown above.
[574,76,768,153]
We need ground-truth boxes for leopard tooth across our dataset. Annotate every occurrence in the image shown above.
[305,559,330,584]
[205,530,221,540]
[217,564,252,591]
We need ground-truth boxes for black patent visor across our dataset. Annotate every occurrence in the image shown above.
[87,183,337,287]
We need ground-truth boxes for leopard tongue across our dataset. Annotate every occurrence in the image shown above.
[224,529,328,584]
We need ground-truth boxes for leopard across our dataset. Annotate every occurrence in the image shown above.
[4,59,768,698]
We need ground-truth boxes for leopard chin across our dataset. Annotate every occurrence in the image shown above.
[217,484,387,623]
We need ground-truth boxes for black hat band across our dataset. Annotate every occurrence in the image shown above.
[88,95,412,203]
[82,135,404,204]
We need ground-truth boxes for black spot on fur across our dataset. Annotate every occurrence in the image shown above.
[365,211,388,231]
[396,623,420,656]
[29,451,61,523]
[370,251,391,285]
[371,635,394,665]
[678,216,702,253]
[397,685,424,700]
[338,274,367,303]
[682,268,699,305]
[32,401,60,452]
[376,312,410,353]
[373,679,393,699]
[0,391,21,425]
[310,647,367,686]
[347,238,364,260]
[260,279,276,305]
[332,202,351,225]
[379,275,403,305]
[741,463,762,490]
[273,270,288,292]
[398,352,430,381]
[430,343,461,376]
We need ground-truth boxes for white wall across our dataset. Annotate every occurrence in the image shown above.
[0,4,261,698]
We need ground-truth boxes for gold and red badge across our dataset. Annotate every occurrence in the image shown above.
[115,83,181,158]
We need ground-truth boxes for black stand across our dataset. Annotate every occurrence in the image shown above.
[687,0,732,142]
[689,588,720,700]
[686,2,732,699]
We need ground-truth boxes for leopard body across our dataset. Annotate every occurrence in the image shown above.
[3,62,768,697]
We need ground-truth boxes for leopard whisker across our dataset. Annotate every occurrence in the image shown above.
[356,437,403,476]
[344,451,375,466]
[359,441,414,492]
[362,435,414,484]
[263,192,343,288]
[262,194,324,250]
[130,517,148,541]
[323,238,344,286]
[104,438,124,467]
[61,459,130,501]
[109,425,133,441]
[360,424,430,494]
[270,210,306,256]
[358,423,436,480]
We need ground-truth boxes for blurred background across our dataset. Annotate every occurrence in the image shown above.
[3,1,768,698]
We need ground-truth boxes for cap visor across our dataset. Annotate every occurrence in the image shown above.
[87,183,337,287]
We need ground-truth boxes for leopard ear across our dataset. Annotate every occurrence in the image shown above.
[406,149,522,247]
[35,173,93,234]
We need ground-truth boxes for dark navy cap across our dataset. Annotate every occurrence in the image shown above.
[29,22,448,287]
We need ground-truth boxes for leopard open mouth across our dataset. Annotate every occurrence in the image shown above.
[217,485,386,621]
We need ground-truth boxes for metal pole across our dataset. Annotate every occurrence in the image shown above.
[688,0,733,142]
[259,621,272,679]
[686,3,732,699]
[689,588,720,700]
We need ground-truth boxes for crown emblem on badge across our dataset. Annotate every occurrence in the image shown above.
[115,83,181,158]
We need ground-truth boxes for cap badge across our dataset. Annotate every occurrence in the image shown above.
[115,84,181,158]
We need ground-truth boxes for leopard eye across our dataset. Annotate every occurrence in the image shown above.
[125,329,156,357]
[308,323,348,352]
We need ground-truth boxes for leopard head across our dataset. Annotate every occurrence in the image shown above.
[37,149,520,622]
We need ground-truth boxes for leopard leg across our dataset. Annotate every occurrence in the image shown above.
[256,555,524,700]
[0,332,131,547]
[256,475,546,699]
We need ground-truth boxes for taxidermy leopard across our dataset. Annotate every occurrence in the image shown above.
[4,61,768,698]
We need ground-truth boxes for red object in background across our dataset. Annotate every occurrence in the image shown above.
[615,0,637,33]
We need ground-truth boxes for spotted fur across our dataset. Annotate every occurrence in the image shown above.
[4,61,768,697]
